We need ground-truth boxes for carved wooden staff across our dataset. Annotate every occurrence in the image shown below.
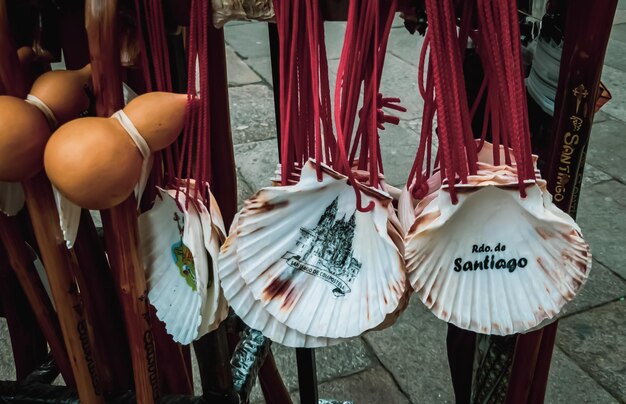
[0,2,104,401]
[84,1,160,401]
[506,1,618,403]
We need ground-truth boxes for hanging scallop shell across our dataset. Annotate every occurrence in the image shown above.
[139,185,227,344]
[195,186,229,334]
[225,160,406,340]
[405,179,591,335]
[0,181,25,216]
[220,214,346,347]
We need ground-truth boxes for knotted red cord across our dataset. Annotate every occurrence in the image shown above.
[274,0,400,211]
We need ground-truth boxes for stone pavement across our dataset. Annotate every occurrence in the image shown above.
[2,5,626,404]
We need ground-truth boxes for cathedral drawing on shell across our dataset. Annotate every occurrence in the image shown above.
[290,197,362,286]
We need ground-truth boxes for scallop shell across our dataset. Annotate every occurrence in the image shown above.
[140,188,204,344]
[0,181,25,216]
[195,186,229,335]
[220,214,345,347]
[51,185,81,249]
[405,181,591,335]
[232,160,406,339]
[140,185,227,344]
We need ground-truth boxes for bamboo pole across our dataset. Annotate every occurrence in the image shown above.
[84,1,160,401]
[0,2,104,401]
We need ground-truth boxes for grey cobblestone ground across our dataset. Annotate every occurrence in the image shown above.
[2,4,626,403]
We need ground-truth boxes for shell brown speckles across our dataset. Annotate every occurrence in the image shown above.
[220,160,407,342]
[405,179,591,336]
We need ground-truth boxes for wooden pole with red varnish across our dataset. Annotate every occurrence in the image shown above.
[47,2,137,392]
[0,215,74,385]
[0,46,52,379]
[0,1,105,402]
[506,1,618,403]
[84,0,161,402]
[72,209,135,392]
[0,238,48,380]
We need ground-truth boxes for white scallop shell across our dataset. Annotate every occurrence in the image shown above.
[220,214,346,347]
[405,182,591,335]
[139,185,227,344]
[232,160,406,339]
[51,185,81,248]
[0,181,25,216]
[196,189,229,335]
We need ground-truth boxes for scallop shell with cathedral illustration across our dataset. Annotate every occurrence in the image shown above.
[139,185,227,344]
[223,160,407,340]
[220,214,346,347]
[405,180,591,335]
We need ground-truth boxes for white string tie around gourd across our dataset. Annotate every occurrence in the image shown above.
[25,94,58,129]
[111,109,154,208]
[25,93,81,248]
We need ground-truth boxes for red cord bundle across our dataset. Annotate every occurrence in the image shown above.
[408,0,535,203]
[137,0,213,203]
[472,0,535,186]
[334,0,403,211]
[135,0,173,93]
[177,0,212,204]
[274,0,335,184]
[274,0,404,209]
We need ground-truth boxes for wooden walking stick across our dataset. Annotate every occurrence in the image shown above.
[48,3,136,391]
[84,0,160,401]
[0,240,48,380]
[0,215,75,385]
[506,1,618,403]
[0,2,104,402]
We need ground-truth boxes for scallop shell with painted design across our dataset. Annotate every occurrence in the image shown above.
[222,160,407,340]
[139,185,227,344]
[220,213,346,347]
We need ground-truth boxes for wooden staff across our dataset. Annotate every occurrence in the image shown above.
[506,2,618,403]
[0,2,104,401]
[72,209,134,392]
[0,237,48,380]
[0,214,74,385]
[84,1,160,401]
[53,4,135,391]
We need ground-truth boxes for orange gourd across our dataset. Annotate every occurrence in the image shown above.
[0,64,91,182]
[44,92,187,210]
